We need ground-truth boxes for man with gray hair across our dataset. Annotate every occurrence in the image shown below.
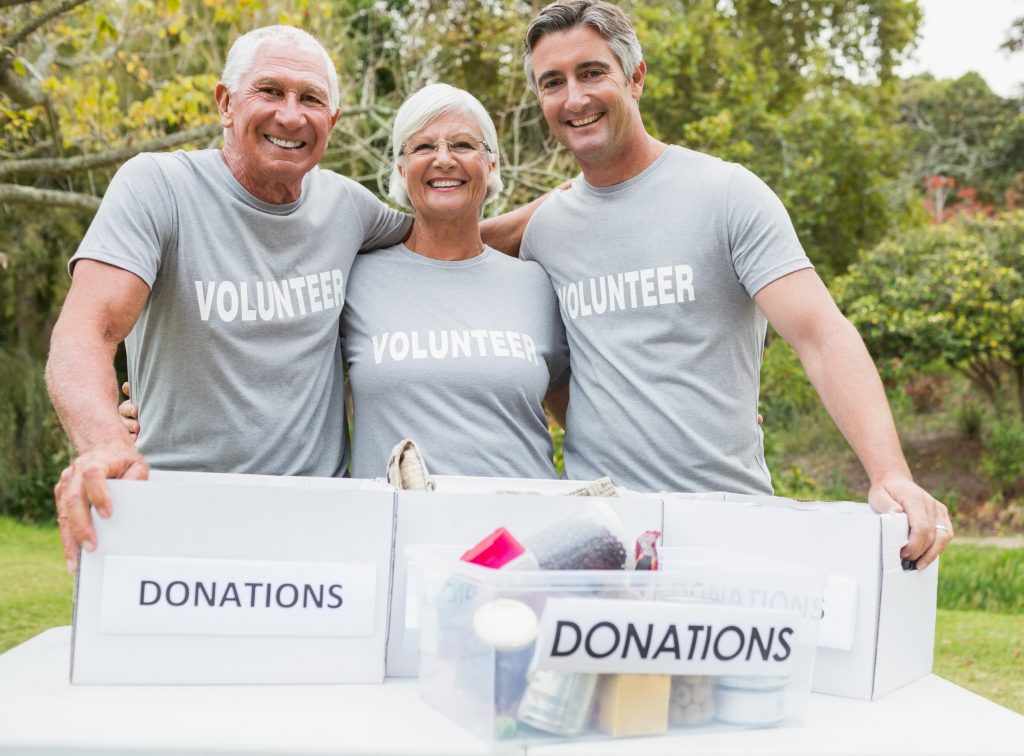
[519,0,953,568]
[45,25,527,570]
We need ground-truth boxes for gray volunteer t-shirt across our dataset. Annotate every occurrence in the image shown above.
[71,149,411,476]
[342,244,569,478]
[521,146,812,494]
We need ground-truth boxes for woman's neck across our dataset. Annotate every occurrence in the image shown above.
[404,215,485,261]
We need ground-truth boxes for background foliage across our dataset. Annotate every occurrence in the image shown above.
[1,0,1023,522]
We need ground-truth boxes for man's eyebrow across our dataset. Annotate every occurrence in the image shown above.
[536,69,562,86]
[575,59,613,72]
[251,76,328,97]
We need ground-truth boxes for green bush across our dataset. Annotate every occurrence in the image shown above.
[938,545,1024,613]
[0,351,72,522]
[833,212,1024,417]
[980,416,1024,494]
[957,399,986,439]
[759,335,819,430]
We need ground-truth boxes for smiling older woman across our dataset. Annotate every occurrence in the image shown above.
[341,84,569,478]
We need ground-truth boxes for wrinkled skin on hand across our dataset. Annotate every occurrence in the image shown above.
[55,440,148,572]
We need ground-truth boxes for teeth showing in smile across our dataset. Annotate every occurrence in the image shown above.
[568,113,602,127]
[429,179,464,188]
[266,135,304,148]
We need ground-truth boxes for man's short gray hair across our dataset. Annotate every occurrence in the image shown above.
[524,0,643,93]
[388,83,504,210]
[221,25,340,111]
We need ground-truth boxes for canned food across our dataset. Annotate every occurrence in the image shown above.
[516,670,599,735]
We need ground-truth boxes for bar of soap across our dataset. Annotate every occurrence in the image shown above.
[597,674,671,737]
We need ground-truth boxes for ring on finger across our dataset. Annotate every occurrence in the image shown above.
[935,524,950,532]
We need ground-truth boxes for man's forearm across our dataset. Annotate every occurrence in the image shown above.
[482,192,550,257]
[794,318,912,484]
[46,321,132,453]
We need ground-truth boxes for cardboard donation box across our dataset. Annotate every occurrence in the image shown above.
[386,475,663,677]
[662,493,938,700]
[71,471,395,684]
[410,545,824,744]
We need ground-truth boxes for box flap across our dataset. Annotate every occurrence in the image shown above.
[872,514,937,699]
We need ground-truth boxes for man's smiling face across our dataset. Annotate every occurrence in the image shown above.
[530,25,645,171]
[216,41,339,203]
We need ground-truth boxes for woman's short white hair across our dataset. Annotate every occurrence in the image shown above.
[388,83,503,209]
[221,25,339,111]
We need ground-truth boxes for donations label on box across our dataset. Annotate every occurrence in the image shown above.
[72,474,396,685]
[534,597,801,676]
[99,555,377,637]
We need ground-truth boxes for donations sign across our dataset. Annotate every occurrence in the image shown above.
[100,555,377,637]
[534,598,801,676]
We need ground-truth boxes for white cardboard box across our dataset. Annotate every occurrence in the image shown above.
[71,472,396,684]
[385,475,664,677]
[661,493,938,700]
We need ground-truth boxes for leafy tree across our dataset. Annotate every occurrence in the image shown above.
[833,212,1024,417]
[1003,14,1024,53]
[0,0,927,517]
[897,73,1024,210]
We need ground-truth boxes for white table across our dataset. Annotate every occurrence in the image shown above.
[1,627,1021,755]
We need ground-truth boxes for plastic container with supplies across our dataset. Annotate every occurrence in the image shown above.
[409,545,825,744]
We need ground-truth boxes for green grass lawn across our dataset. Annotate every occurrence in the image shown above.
[0,517,1021,714]
[0,518,73,651]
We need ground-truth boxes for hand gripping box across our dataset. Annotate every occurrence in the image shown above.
[661,493,938,700]
[386,475,663,677]
[71,470,396,684]
[410,545,825,744]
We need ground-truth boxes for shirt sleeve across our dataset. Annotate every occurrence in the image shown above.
[69,154,175,287]
[726,165,813,298]
[529,262,570,390]
[345,179,412,252]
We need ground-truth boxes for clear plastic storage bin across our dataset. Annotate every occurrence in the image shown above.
[409,545,825,744]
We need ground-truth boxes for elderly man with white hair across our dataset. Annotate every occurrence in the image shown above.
[45,26,532,570]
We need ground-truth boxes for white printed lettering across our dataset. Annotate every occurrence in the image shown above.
[367,330,542,366]
[579,281,593,317]
[676,264,695,302]
[607,274,625,312]
[239,282,257,321]
[657,266,676,304]
[195,281,215,321]
[565,283,580,319]
[557,265,698,321]
[306,274,322,313]
[389,332,410,361]
[590,277,608,314]
[255,282,275,321]
[470,329,489,356]
[624,270,641,308]
[272,280,294,319]
[640,268,657,306]
[320,271,334,309]
[410,331,428,359]
[523,333,538,365]
[289,277,308,315]
[490,330,510,357]
[192,270,344,323]
[372,334,389,365]
[508,331,525,359]
[216,281,239,321]
[452,330,471,358]
[428,330,449,359]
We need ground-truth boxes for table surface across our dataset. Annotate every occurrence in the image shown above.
[1,627,1021,756]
